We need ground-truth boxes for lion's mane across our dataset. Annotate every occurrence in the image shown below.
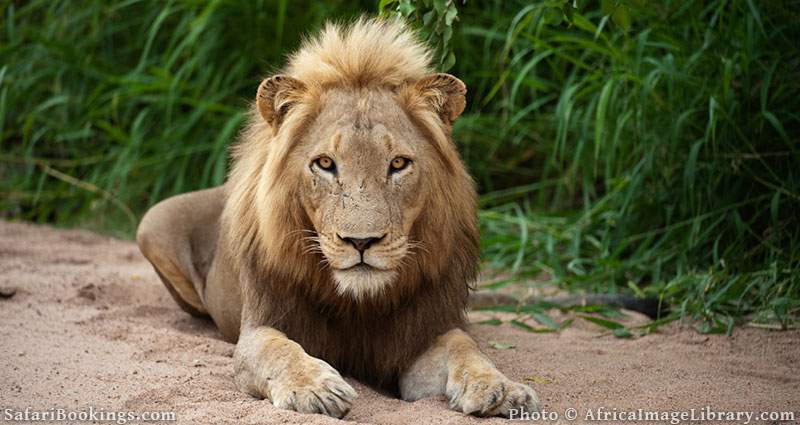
[220,18,480,388]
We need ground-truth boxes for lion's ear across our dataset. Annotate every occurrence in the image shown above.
[412,73,467,124]
[256,75,306,129]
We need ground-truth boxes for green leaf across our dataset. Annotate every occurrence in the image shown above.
[696,319,726,335]
[600,0,615,16]
[433,0,448,14]
[422,9,435,26]
[684,140,703,191]
[480,277,519,290]
[562,2,575,24]
[613,328,633,338]
[510,319,535,331]
[578,314,625,330]
[398,0,415,16]
[444,5,457,26]
[476,318,503,326]
[531,312,560,329]
[638,315,679,334]
[543,7,563,26]
[594,79,614,163]
[600,0,631,31]
[762,111,790,143]
[611,5,631,31]
[488,341,516,350]
[378,0,397,15]
[442,25,453,44]
[510,319,556,333]
[745,0,767,36]
[627,280,646,298]
[570,305,626,319]
[440,51,456,71]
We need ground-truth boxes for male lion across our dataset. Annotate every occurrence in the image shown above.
[137,18,539,418]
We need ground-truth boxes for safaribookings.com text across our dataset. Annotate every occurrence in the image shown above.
[2,407,176,424]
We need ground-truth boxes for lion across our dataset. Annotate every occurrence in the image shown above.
[136,18,539,418]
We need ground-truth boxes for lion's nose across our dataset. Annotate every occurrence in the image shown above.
[337,234,385,253]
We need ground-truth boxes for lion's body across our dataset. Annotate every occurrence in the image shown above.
[137,18,538,418]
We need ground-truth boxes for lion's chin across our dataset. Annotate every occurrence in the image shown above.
[331,266,397,300]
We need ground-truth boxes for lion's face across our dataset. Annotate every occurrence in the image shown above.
[238,66,475,303]
[296,89,429,298]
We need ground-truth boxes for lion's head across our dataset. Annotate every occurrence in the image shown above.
[225,18,479,306]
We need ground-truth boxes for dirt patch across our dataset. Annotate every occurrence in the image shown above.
[0,220,797,424]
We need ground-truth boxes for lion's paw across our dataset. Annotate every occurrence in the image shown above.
[446,371,539,417]
[270,357,357,418]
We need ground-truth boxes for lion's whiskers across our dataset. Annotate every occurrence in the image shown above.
[407,239,430,256]
[299,233,328,260]
[318,257,331,272]
[287,228,318,238]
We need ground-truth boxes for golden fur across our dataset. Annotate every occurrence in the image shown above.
[137,18,538,418]
[219,17,479,386]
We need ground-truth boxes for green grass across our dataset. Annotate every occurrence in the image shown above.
[449,0,800,330]
[2,0,798,330]
[0,0,372,235]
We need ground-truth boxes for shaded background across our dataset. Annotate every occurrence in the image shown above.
[1,0,798,332]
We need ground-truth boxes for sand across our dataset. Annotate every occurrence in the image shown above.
[0,219,798,424]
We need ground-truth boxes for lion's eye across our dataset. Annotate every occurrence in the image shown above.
[314,156,336,172]
[389,157,411,173]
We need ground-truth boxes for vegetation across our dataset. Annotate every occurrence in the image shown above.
[2,0,798,331]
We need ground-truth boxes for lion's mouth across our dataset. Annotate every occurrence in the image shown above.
[341,263,372,272]
[337,262,388,273]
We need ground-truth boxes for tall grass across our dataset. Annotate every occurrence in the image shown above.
[0,0,371,235]
[1,0,798,328]
[446,1,800,329]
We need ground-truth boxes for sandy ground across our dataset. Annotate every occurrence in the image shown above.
[0,220,798,425]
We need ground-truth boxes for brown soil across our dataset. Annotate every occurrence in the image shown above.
[0,220,797,424]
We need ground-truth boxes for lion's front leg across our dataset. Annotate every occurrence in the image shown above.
[400,329,539,417]
[234,326,357,418]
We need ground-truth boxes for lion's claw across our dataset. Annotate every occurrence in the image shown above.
[447,372,539,417]
[270,358,357,418]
